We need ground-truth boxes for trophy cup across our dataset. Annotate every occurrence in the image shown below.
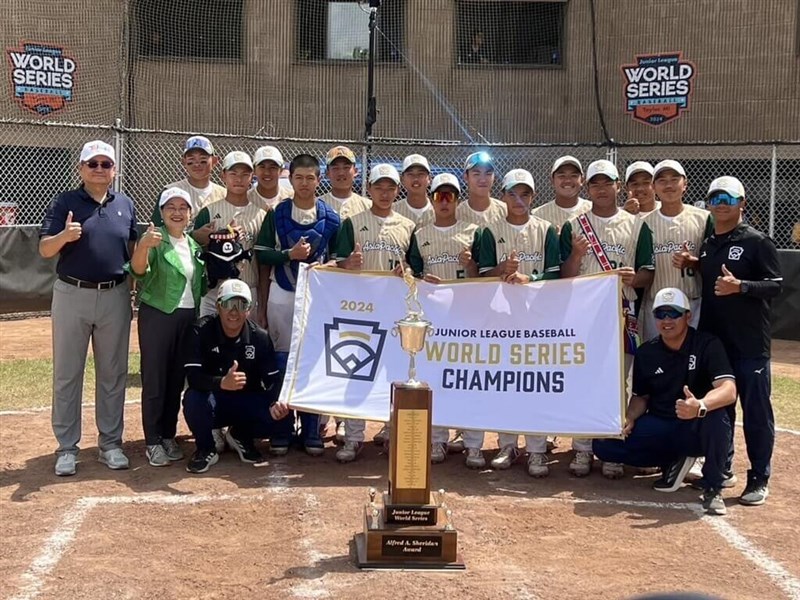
[354,269,464,569]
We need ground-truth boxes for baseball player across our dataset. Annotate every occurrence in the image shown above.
[151,136,226,228]
[395,154,434,227]
[479,169,561,476]
[406,172,481,465]
[531,155,591,232]
[623,161,661,217]
[335,164,416,462]
[322,145,371,219]
[560,159,655,478]
[641,160,712,341]
[248,145,294,211]
[456,152,507,226]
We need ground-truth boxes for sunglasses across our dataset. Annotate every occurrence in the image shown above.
[218,298,251,312]
[707,192,741,207]
[84,160,114,170]
[653,307,686,320]
[433,190,457,203]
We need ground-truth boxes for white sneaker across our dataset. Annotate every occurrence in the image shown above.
[212,428,226,454]
[465,448,485,469]
[161,438,184,461]
[98,448,130,470]
[527,452,550,478]
[335,421,346,444]
[491,445,519,470]
[687,457,705,480]
[373,424,390,445]
[431,443,446,464]
[569,451,593,477]
[55,453,77,476]
[336,441,363,463]
[601,461,624,480]
[146,444,170,467]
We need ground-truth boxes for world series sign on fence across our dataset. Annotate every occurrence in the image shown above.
[281,266,626,437]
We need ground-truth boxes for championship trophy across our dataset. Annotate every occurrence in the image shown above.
[354,270,464,569]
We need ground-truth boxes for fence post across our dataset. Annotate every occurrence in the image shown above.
[113,118,124,193]
[606,145,618,167]
[361,144,369,196]
[769,144,777,238]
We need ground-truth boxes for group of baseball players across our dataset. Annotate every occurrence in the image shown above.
[41,136,782,516]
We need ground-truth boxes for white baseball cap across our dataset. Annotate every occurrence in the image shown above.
[183,136,215,156]
[253,146,284,167]
[80,140,115,164]
[464,151,494,171]
[431,173,461,193]
[401,154,431,173]
[222,151,254,171]
[585,160,620,182]
[652,287,690,312]
[625,161,655,183]
[217,279,252,303]
[502,169,535,192]
[707,176,745,198]
[653,159,686,179]
[158,186,192,209]
[368,163,401,185]
[551,155,583,175]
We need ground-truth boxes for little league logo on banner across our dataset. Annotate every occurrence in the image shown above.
[282,266,626,437]
[6,42,76,116]
[622,52,695,126]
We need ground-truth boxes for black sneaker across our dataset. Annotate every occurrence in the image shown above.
[701,488,727,516]
[186,450,219,474]
[689,472,738,491]
[225,430,263,463]
[739,479,769,506]
[653,456,695,492]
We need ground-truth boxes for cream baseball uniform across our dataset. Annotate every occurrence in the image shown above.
[322,191,372,220]
[394,198,435,228]
[247,185,293,211]
[456,197,507,226]
[531,197,592,232]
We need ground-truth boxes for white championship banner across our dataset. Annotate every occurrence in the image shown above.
[281,266,625,437]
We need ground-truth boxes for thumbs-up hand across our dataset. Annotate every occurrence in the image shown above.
[714,262,741,296]
[671,240,695,270]
[62,210,82,242]
[571,233,591,257]
[458,246,473,267]
[623,192,640,215]
[221,359,247,391]
[675,385,701,420]
[503,249,520,275]
[288,236,311,260]
[140,222,163,249]
[342,242,363,270]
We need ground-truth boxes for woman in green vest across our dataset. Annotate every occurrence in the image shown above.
[127,187,205,467]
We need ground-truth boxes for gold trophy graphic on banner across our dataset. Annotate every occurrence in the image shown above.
[354,270,464,569]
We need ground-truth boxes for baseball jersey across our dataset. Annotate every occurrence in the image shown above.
[194,198,266,290]
[322,191,372,220]
[336,210,415,271]
[531,198,591,232]
[643,204,713,301]
[407,221,480,280]
[151,178,227,225]
[394,198,435,228]
[247,185,293,211]
[456,197,507,226]
[636,200,662,219]
[560,209,654,301]
[479,217,561,279]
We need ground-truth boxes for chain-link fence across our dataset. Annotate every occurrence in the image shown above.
[1,120,799,248]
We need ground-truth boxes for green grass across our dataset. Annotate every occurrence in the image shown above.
[0,356,797,430]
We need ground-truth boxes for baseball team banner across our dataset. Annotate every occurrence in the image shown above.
[281,267,625,437]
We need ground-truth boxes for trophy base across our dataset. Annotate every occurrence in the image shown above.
[354,533,465,570]
[393,380,430,389]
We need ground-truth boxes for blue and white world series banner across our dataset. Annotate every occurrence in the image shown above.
[281,266,626,437]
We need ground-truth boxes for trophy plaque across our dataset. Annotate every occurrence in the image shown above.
[354,270,465,570]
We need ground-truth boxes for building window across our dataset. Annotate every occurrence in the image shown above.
[296,0,405,62]
[133,0,244,60]
[456,1,565,67]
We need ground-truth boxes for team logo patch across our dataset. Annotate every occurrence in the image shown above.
[7,42,76,116]
[688,355,696,371]
[244,345,255,360]
[728,246,744,261]
[622,52,695,127]
[324,318,387,382]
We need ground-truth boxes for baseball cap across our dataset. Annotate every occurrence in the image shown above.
[551,155,583,175]
[652,287,690,312]
[158,186,192,209]
[326,146,357,165]
[183,136,215,156]
[625,161,655,183]
[217,279,252,304]
[222,151,254,171]
[368,163,401,185]
[80,140,115,164]
[253,145,284,167]
[401,154,431,173]
[431,173,461,193]
[464,151,494,171]
[707,176,745,199]
[502,169,535,192]
[585,160,620,182]
[653,159,686,179]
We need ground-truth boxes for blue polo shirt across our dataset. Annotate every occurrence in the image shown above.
[40,186,138,282]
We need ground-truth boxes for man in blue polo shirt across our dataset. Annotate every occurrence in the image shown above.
[39,140,138,477]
